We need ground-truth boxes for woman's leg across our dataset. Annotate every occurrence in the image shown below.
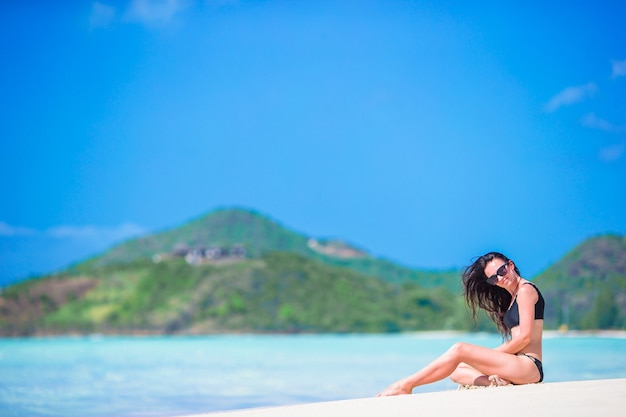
[377,342,536,396]
[450,363,490,386]
[450,363,511,386]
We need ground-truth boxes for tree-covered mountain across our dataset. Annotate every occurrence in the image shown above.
[90,208,461,291]
[0,208,624,336]
[0,253,468,336]
[0,208,465,336]
[535,234,626,330]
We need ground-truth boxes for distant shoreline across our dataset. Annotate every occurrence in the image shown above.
[543,329,626,338]
[404,329,626,338]
[2,329,626,340]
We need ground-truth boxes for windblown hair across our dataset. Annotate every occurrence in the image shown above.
[462,252,521,338]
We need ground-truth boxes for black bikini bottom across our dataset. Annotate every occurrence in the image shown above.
[519,353,543,383]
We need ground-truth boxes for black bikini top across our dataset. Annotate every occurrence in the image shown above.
[503,282,545,329]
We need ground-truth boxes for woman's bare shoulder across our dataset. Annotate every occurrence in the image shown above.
[518,281,539,302]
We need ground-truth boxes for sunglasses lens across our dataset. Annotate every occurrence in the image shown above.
[486,262,507,285]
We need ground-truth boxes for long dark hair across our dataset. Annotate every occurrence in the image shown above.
[462,252,521,338]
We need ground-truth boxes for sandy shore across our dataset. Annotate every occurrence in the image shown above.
[182,378,626,417]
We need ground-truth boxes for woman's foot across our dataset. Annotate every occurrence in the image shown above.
[376,380,413,396]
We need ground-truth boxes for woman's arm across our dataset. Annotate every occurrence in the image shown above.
[493,284,538,354]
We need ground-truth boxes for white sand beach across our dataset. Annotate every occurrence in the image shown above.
[183,378,626,417]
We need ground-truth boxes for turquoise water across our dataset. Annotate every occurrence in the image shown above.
[1,333,625,417]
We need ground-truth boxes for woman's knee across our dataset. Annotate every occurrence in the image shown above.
[447,342,470,359]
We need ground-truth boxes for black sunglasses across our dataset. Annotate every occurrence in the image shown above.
[487,262,508,285]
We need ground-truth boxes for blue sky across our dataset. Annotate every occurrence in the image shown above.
[1,0,625,286]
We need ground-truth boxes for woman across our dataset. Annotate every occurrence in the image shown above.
[377,252,545,396]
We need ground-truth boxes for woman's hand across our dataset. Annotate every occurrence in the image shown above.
[488,375,511,386]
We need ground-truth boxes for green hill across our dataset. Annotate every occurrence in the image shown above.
[0,208,466,336]
[94,208,312,264]
[1,208,624,336]
[87,208,461,292]
[535,234,626,330]
[0,253,467,336]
